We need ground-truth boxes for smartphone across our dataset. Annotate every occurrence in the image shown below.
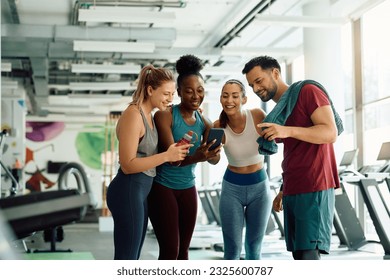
[207,128,224,151]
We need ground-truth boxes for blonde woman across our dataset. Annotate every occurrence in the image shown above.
[107,65,191,260]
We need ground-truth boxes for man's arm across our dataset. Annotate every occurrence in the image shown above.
[258,105,337,144]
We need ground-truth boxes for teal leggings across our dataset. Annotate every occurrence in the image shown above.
[219,169,272,260]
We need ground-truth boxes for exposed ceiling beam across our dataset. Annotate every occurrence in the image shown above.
[348,0,386,20]
[200,0,267,48]
[6,0,20,24]
[1,23,302,62]
[221,46,302,59]
[2,39,302,64]
[29,58,50,114]
[1,41,219,61]
[1,24,176,47]
[253,15,348,28]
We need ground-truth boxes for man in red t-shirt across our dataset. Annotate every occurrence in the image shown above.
[242,55,342,260]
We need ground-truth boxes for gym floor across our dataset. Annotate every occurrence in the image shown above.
[10,219,386,261]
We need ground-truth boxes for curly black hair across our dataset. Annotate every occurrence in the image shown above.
[175,54,204,88]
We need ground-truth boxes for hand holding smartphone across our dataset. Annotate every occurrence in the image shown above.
[207,128,224,151]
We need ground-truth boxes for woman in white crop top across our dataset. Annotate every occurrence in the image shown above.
[213,79,272,260]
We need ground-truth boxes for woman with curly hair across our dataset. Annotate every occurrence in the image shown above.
[147,55,222,260]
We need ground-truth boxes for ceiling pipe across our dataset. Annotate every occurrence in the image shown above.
[214,0,276,48]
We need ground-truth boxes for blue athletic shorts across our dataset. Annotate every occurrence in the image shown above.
[283,188,335,254]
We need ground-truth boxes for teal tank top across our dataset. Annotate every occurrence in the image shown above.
[154,104,205,189]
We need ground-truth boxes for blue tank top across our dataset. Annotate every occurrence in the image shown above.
[154,104,205,189]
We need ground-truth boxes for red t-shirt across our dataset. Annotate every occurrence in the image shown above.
[281,84,340,195]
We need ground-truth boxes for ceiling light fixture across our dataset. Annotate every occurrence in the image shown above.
[71,63,141,74]
[1,62,12,72]
[69,82,132,91]
[73,40,155,53]
[78,7,176,25]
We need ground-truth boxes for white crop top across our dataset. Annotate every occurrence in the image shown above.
[223,109,264,167]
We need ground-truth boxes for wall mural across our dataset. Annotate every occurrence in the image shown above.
[25,120,117,171]
[75,126,117,170]
[26,122,65,142]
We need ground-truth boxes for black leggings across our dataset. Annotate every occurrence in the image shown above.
[107,170,153,260]
[148,182,198,260]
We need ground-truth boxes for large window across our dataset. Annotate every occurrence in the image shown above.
[340,22,355,153]
[361,0,390,165]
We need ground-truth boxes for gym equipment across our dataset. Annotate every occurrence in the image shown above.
[377,141,390,162]
[338,149,360,176]
[358,177,390,259]
[337,159,389,249]
[206,188,221,225]
[0,210,18,259]
[334,177,368,250]
[198,189,217,225]
[269,176,284,238]
[333,148,376,249]
[0,161,93,252]
[197,185,221,226]
[0,130,21,196]
[335,143,390,254]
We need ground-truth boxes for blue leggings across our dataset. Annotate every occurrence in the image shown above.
[106,169,153,260]
[148,182,198,259]
[219,168,272,260]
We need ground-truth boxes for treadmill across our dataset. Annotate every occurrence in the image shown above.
[335,149,369,250]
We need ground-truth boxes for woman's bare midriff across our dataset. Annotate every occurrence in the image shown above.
[227,162,264,174]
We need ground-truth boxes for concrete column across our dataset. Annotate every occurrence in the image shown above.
[302,0,345,159]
